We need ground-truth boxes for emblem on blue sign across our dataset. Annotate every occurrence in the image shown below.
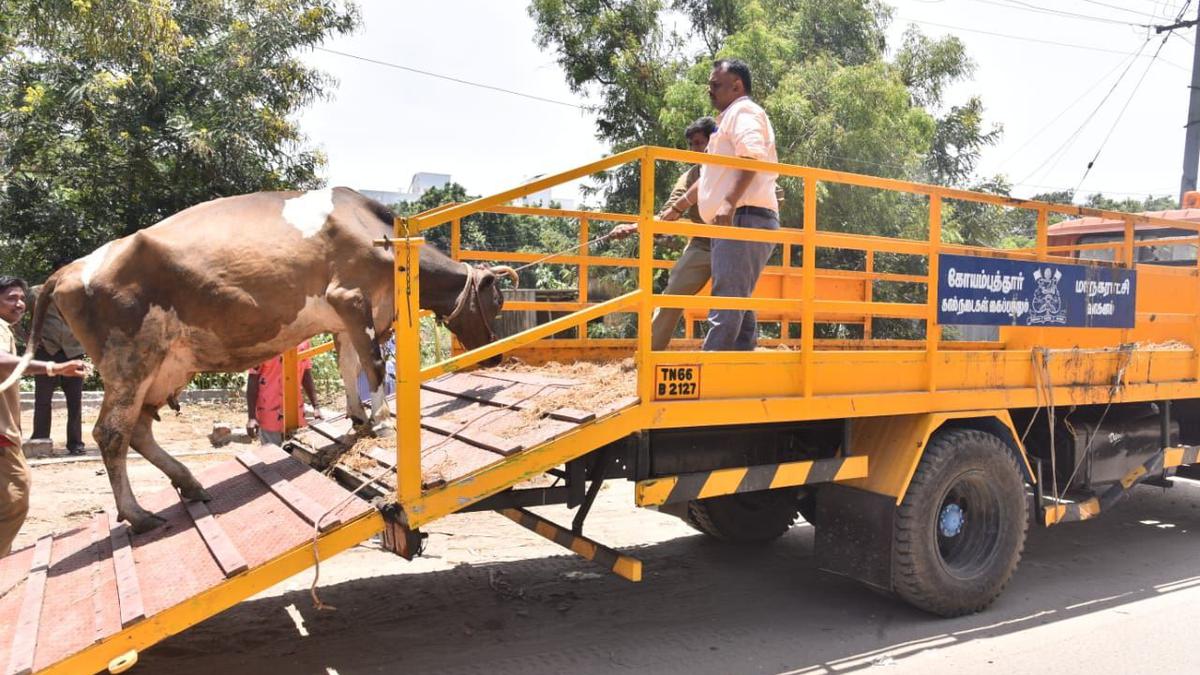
[1029,267,1066,325]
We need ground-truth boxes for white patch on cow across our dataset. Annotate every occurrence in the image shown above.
[365,326,375,341]
[80,242,112,294]
[281,188,334,238]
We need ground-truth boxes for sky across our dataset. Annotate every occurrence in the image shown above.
[298,0,1200,205]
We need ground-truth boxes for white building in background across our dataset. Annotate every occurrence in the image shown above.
[360,171,579,210]
[359,172,451,206]
[519,174,577,210]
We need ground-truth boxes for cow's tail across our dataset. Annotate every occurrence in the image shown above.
[0,272,58,392]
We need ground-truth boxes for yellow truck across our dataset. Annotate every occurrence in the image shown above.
[5,147,1199,673]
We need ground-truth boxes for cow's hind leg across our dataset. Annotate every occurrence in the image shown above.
[130,407,211,502]
[94,388,164,533]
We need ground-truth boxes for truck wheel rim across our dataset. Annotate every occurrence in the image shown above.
[935,471,1002,580]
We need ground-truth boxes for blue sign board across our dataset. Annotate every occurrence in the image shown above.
[937,253,1136,328]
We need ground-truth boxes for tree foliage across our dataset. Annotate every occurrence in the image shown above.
[0,0,358,282]
[529,0,1002,238]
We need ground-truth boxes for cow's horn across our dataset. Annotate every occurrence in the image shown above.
[489,265,519,288]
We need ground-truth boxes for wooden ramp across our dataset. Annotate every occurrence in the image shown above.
[0,445,381,675]
[296,368,638,495]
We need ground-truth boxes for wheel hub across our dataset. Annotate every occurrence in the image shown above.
[939,503,965,537]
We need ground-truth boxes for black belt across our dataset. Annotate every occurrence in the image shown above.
[734,206,777,219]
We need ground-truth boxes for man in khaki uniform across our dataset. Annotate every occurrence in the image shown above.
[613,117,718,350]
[0,276,89,555]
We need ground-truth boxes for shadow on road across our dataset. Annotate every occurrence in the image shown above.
[145,480,1200,675]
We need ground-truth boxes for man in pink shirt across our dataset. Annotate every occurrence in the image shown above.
[246,341,322,446]
[664,58,779,351]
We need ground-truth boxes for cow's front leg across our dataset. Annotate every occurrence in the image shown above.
[94,394,164,533]
[327,287,390,424]
[130,407,210,502]
[333,333,370,425]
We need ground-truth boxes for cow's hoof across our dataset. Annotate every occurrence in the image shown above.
[178,484,212,502]
[126,512,167,534]
[351,421,378,438]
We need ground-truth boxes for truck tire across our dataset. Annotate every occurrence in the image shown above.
[893,428,1027,617]
[686,488,800,543]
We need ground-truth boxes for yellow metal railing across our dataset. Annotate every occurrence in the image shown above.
[317,145,1200,519]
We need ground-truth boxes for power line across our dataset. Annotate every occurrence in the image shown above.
[124,0,588,111]
[1078,0,1175,20]
[1017,36,1155,186]
[1011,181,1174,198]
[900,16,1188,71]
[994,51,1140,174]
[971,0,1153,27]
[1074,1,1192,192]
[312,48,586,110]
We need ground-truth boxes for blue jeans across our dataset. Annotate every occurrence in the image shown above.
[702,210,779,351]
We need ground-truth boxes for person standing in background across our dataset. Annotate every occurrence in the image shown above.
[246,341,323,446]
[29,279,88,455]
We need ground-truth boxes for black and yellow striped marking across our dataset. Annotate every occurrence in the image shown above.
[1044,497,1101,525]
[634,455,869,508]
[1045,450,1168,526]
[1164,445,1200,468]
[498,508,642,582]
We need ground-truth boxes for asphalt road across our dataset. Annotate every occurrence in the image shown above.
[143,478,1200,675]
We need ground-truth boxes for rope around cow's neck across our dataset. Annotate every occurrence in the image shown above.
[444,229,619,322]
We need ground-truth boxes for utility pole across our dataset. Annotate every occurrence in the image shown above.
[1159,7,1200,204]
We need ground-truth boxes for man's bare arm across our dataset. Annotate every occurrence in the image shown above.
[0,351,88,378]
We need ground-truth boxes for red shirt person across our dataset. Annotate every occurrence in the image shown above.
[246,341,322,446]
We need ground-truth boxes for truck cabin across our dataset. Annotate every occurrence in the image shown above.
[1046,192,1200,267]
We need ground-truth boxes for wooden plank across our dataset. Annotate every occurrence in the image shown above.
[420,415,525,455]
[236,452,342,531]
[595,395,640,418]
[360,445,397,470]
[423,374,595,425]
[474,371,580,387]
[546,407,596,424]
[6,535,53,675]
[108,517,145,628]
[91,513,113,644]
[181,498,249,578]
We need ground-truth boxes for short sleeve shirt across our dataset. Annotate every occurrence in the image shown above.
[698,96,779,223]
[249,341,313,433]
[0,322,22,446]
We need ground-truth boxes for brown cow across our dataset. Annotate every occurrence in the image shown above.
[1,187,514,532]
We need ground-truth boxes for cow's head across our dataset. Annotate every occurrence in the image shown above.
[445,264,517,366]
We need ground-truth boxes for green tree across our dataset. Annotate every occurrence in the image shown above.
[0,0,358,281]
[530,0,1000,223]
[395,183,585,291]
[529,0,1007,339]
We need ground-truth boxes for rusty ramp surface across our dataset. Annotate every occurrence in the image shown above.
[0,444,380,675]
[296,367,639,495]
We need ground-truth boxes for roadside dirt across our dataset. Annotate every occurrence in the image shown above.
[13,400,249,550]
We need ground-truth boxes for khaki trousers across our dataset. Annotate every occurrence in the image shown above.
[0,439,30,556]
[651,238,712,351]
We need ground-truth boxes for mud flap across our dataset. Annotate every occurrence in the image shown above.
[814,483,896,592]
